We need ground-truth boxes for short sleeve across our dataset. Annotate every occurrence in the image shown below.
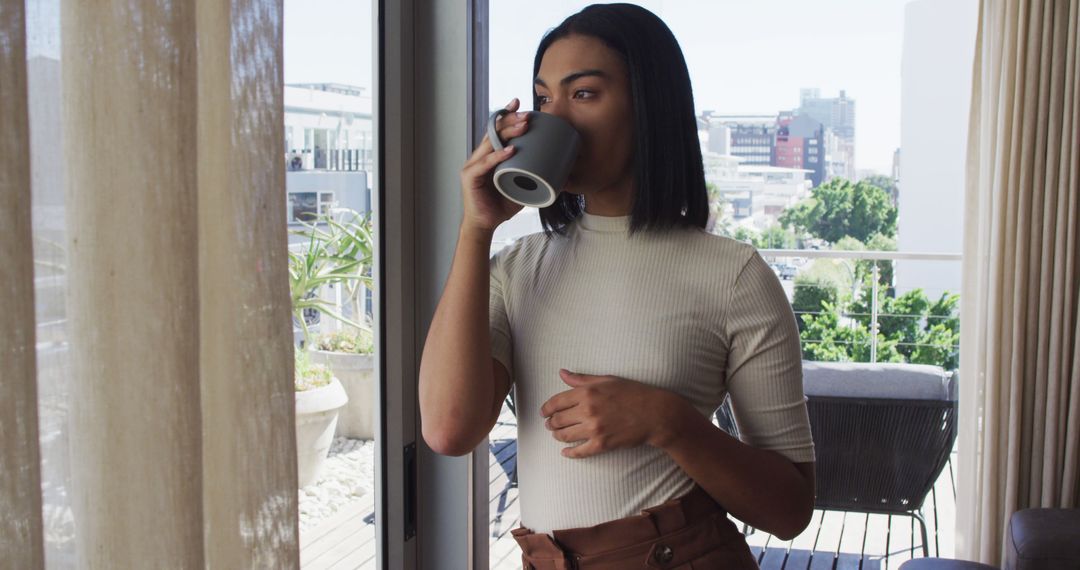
[723,250,815,464]
[489,250,514,379]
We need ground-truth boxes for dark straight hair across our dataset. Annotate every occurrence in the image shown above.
[533,3,708,239]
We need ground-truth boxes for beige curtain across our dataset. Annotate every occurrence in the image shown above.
[959,0,1080,565]
[0,0,46,567]
[1,0,299,567]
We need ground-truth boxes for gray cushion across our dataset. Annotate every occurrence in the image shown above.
[900,559,998,570]
[1005,508,1080,570]
[802,361,956,401]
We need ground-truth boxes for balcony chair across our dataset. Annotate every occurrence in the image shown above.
[489,392,519,538]
[715,360,959,557]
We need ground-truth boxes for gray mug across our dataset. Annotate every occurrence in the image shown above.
[487,109,582,208]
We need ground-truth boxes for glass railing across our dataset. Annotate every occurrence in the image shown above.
[758,249,962,369]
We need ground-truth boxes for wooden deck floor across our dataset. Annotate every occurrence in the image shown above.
[301,403,957,570]
[299,490,377,569]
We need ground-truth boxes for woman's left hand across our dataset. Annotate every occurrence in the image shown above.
[540,369,689,458]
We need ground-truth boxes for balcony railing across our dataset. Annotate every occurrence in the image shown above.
[759,248,962,368]
[286,148,372,172]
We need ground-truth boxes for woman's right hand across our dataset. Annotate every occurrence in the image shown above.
[460,98,528,234]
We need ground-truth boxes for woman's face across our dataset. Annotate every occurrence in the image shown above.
[534,34,635,198]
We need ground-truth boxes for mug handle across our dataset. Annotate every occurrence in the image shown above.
[487,108,511,153]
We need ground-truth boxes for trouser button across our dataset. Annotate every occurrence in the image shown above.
[653,544,674,564]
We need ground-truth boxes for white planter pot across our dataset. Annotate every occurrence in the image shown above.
[308,349,376,440]
[295,377,348,488]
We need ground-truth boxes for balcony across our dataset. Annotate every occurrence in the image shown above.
[485,402,957,570]
[296,249,962,569]
[34,233,959,569]
[287,148,372,172]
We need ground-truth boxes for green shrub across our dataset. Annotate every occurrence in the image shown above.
[295,350,332,392]
[792,275,839,332]
[316,327,374,355]
[799,302,903,363]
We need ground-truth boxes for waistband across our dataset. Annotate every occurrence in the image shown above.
[511,485,747,569]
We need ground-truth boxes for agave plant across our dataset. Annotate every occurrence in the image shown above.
[294,349,333,392]
[288,207,375,346]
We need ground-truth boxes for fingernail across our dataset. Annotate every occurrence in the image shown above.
[504,145,514,153]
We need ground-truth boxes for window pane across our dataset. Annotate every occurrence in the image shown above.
[284,1,379,568]
[27,0,76,564]
[25,1,382,566]
[485,2,971,567]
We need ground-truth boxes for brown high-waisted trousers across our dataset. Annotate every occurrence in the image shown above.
[510,485,760,569]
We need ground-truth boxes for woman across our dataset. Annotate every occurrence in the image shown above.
[419,4,815,568]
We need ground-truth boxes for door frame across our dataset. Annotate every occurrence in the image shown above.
[375,1,491,568]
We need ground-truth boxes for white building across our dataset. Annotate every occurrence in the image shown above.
[284,83,374,242]
[896,0,978,298]
[285,83,374,169]
[703,152,812,229]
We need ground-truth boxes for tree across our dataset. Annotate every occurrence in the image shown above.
[780,178,898,244]
[799,301,904,363]
[851,288,928,355]
[917,292,961,369]
[861,174,898,204]
[792,275,839,333]
[730,226,757,244]
[753,225,795,249]
[706,181,722,203]
[828,234,896,292]
[911,323,960,371]
[860,233,896,292]
[720,224,796,249]
[848,287,961,369]
[791,260,852,332]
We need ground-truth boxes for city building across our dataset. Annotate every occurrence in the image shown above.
[703,151,812,229]
[798,88,857,180]
[775,113,827,187]
[707,123,732,155]
[285,83,374,172]
[702,114,776,166]
[284,83,374,243]
[701,107,850,188]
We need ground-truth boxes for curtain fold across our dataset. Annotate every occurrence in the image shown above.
[196,0,299,566]
[36,0,299,566]
[0,0,46,567]
[62,1,204,563]
[959,0,1080,565]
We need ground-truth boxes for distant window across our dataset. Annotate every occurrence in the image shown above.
[287,190,336,223]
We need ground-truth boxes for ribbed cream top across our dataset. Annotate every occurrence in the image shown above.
[488,211,815,536]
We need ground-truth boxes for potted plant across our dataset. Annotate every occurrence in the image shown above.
[308,327,376,439]
[294,350,348,488]
[289,207,377,440]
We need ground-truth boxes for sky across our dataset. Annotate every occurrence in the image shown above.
[26,0,919,173]
[283,0,914,175]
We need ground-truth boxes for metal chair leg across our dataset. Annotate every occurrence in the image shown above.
[492,480,511,538]
[911,511,930,557]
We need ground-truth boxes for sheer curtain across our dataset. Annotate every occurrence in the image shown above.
[1,0,46,567]
[958,0,1080,565]
[1,0,299,567]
